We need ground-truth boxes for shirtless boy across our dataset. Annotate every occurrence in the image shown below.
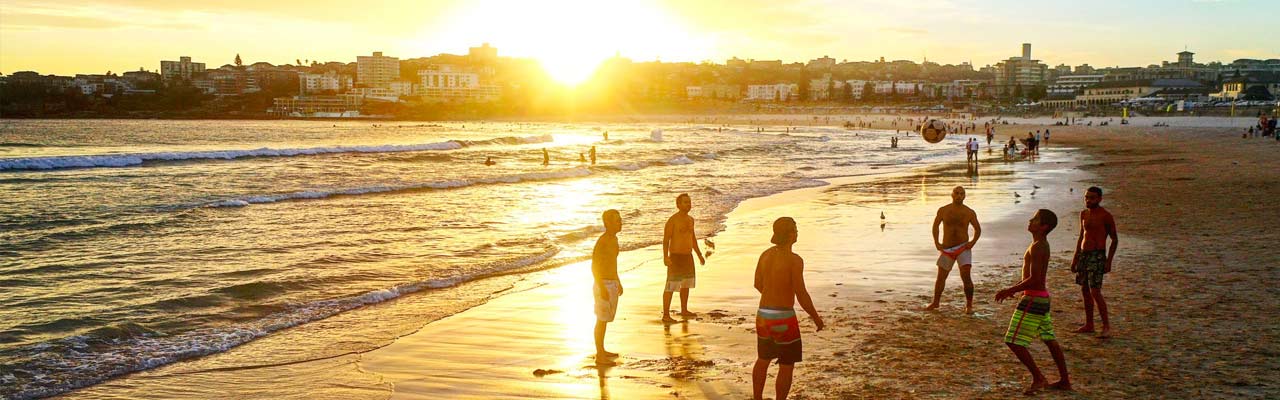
[996,209,1071,395]
[925,186,982,313]
[1071,186,1119,338]
[662,193,705,323]
[752,217,824,400]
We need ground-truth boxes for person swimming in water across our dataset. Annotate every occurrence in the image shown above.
[484,156,496,166]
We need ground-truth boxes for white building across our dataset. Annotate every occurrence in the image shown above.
[874,81,918,95]
[686,86,704,99]
[160,56,206,83]
[1048,74,1104,97]
[845,80,868,99]
[415,65,500,102]
[356,51,399,87]
[747,84,798,101]
[299,71,353,94]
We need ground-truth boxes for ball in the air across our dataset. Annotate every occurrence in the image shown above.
[920,119,947,143]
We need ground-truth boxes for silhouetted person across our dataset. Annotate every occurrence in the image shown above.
[1071,187,1118,338]
[592,209,624,362]
[589,146,597,165]
[662,193,705,323]
[484,156,496,166]
[542,148,550,166]
[752,217,823,400]
[996,209,1071,395]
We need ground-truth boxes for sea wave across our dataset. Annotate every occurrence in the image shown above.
[0,248,560,400]
[0,134,554,171]
[205,167,593,208]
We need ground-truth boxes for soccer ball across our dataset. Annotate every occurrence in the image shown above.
[920,119,948,144]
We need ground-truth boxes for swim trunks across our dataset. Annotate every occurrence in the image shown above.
[936,243,972,272]
[593,280,621,322]
[665,253,696,292]
[756,307,802,364]
[1004,293,1055,347]
[1075,250,1107,288]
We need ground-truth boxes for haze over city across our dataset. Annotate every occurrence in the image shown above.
[3,0,1276,80]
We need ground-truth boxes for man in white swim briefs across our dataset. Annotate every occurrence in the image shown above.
[924,186,982,313]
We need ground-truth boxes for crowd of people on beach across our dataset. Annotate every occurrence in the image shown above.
[588,178,1120,398]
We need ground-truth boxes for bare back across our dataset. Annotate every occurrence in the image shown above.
[754,247,803,309]
[936,203,977,248]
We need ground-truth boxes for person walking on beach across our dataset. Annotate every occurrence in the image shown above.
[592,209,624,362]
[995,209,1072,395]
[752,217,824,400]
[968,138,980,162]
[925,186,982,313]
[542,148,550,166]
[589,146,597,165]
[662,193,706,323]
[1043,129,1050,145]
[1071,187,1119,338]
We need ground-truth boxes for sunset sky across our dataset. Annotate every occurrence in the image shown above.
[2,0,1276,81]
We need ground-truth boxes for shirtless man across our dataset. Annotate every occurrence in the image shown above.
[924,186,982,313]
[1071,186,1119,338]
[591,209,623,362]
[752,217,823,400]
[996,209,1071,395]
[662,193,705,323]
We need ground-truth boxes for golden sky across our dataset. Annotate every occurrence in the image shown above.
[2,0,1275,81]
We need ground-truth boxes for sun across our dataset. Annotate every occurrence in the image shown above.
[422,0,708,86]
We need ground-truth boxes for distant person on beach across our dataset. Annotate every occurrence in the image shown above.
[662,193,706,323]
[995,209,1072,395]
[603,131,609,141]
[968,138,980,162]
[580,153,587,163]
[1044,129,1050,144]
[484,156,496,166]
[925,186,982,313]
[752,217,824,400]
[1071,187,1119,338]
[542,148,550,166]
[592,209,623,362]
[590,146,597,165]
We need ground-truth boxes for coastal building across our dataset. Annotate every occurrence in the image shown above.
[1213,72,1280,100]
[807,56,836,70]
[993,44,1048,92]
[845,80,868,99]
[300,71,353,95]
[356,52,399,87]
[206,66,259,96]
[121,69,160,86]
[271,95,364,117]
[1047,74,1105,97]
[747,60,783,70]
[1075,79,1207,106]
[160,56,206,83]
[1224,59,1280,74]
[1101,51,1219,83]
[468,43,498,64]
[686,84,741,100]
[415,65,501,102]
[746,83,797,101]
[873,81,918,95]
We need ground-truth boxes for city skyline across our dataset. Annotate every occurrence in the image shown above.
[2,0,1276,81]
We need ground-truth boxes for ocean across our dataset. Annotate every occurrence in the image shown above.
[0,119,962,398]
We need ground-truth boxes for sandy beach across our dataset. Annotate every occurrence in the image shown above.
[58,118,1279,399]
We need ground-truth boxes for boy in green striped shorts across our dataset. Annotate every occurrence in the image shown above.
[995,209,1072,395]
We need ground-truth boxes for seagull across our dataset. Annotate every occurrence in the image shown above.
[1014,192,1022,198]
[1033,184,1041,189]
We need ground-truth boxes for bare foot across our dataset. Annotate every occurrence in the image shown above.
[594,357,617,366]
[1049,380,1073,391]
[922,303,940,311]
[662,315,678,324]
[964,305,974,315]
[680,311,697,318]
[596,350,619,359]
[1098,326,1112,338]
[1072,325,1095,334]
[1023,380,1046,395]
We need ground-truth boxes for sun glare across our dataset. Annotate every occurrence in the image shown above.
[424,0,708,86]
